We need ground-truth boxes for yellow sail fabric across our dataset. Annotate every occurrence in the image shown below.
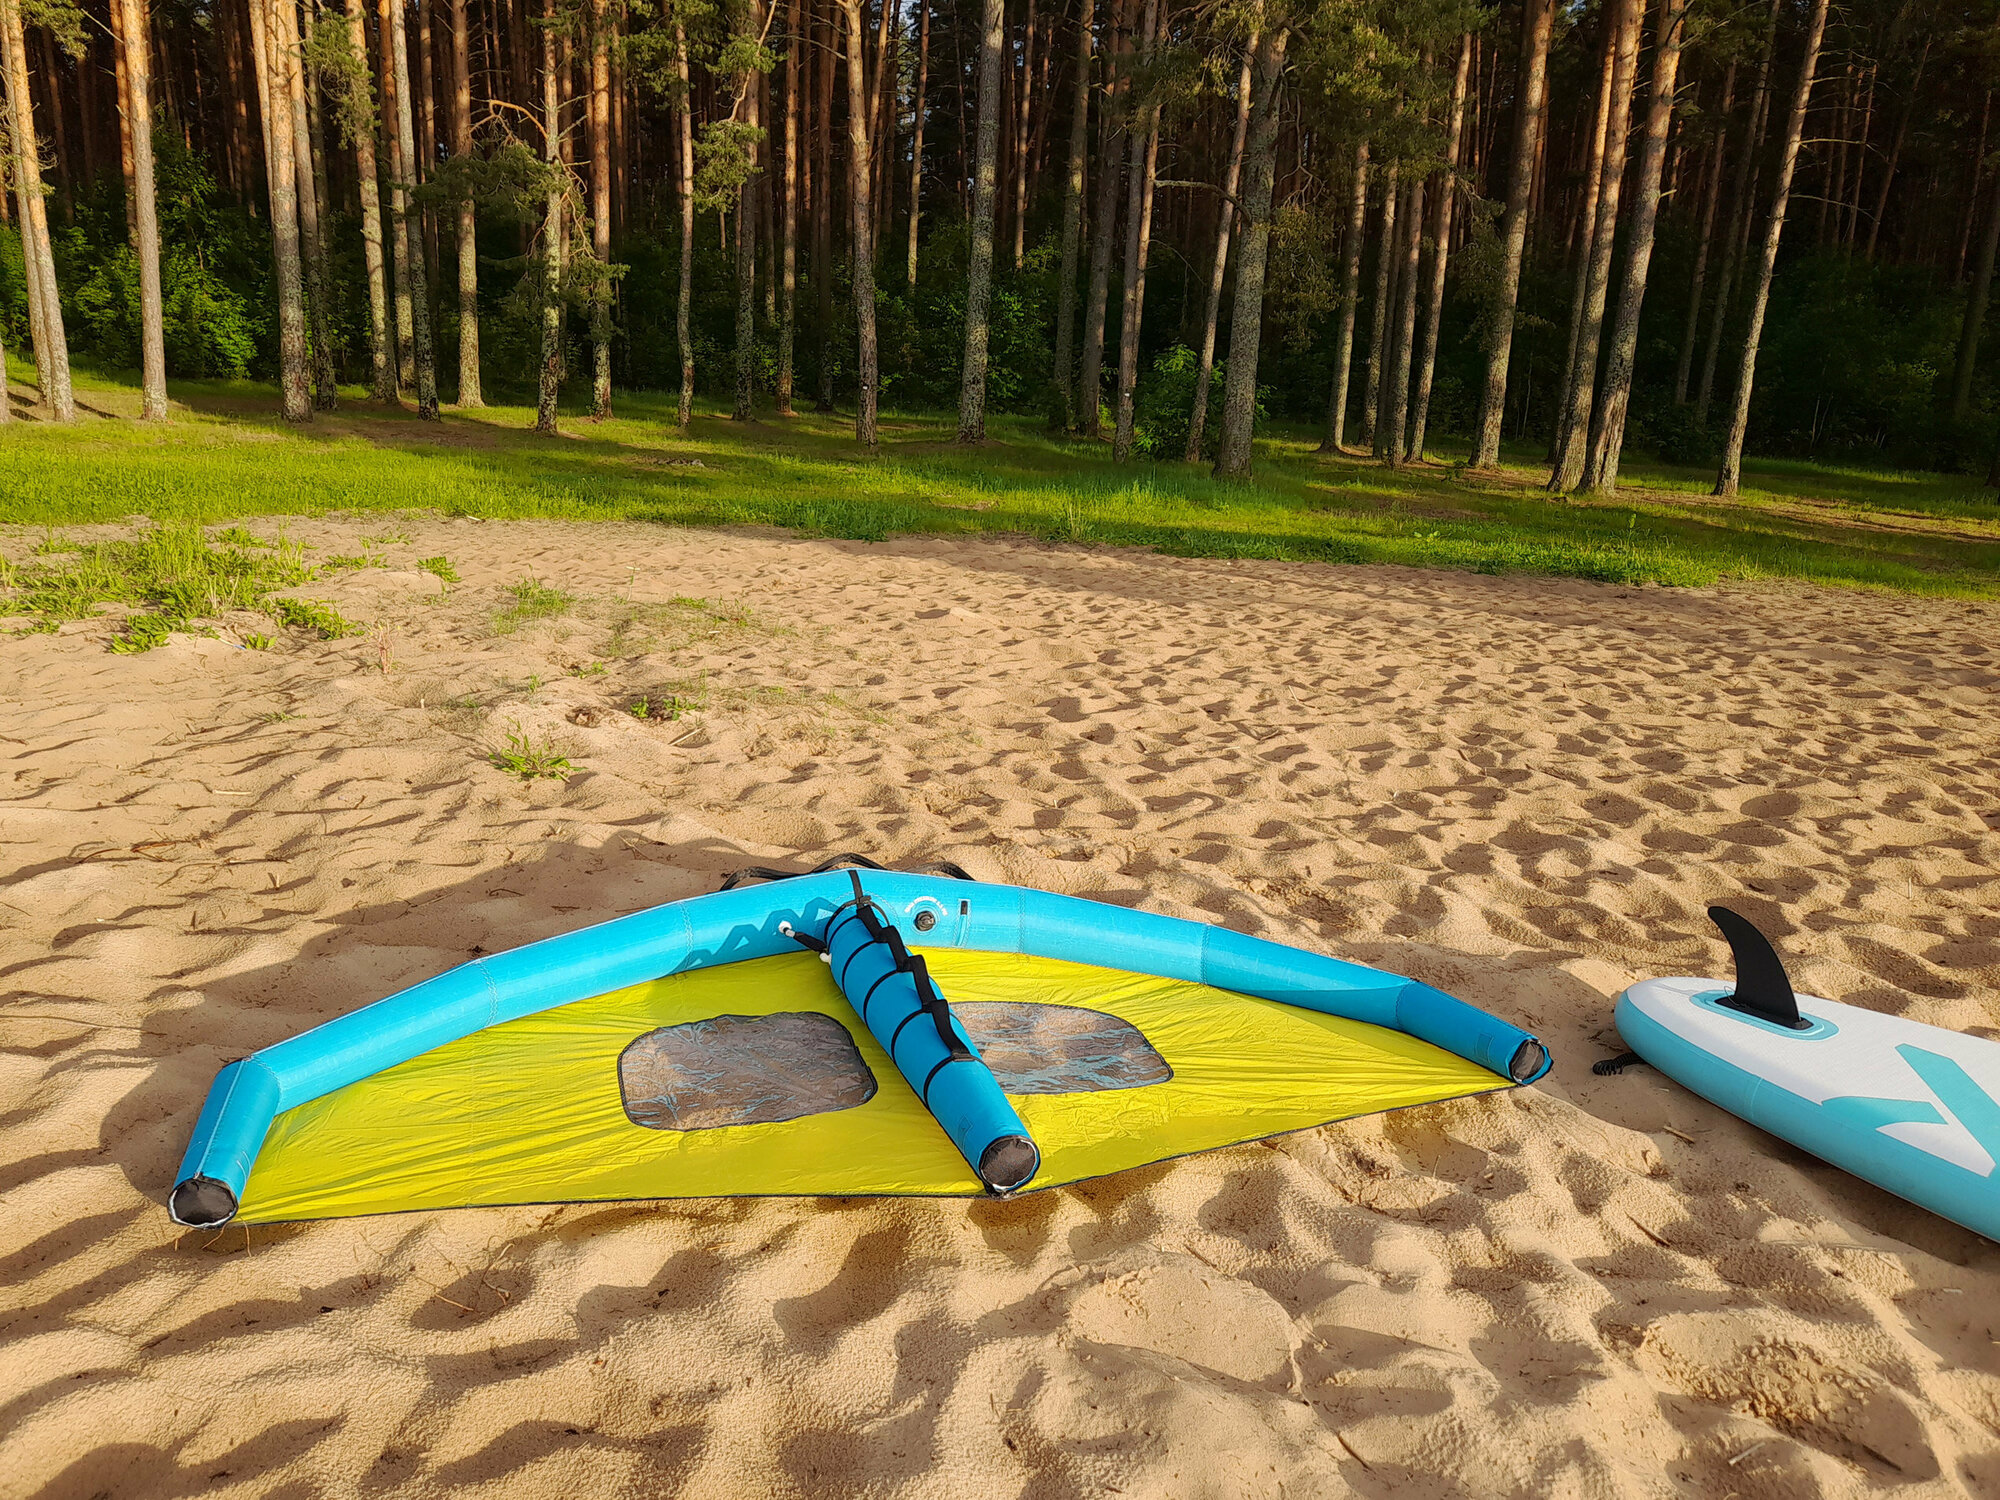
[236,950,1508,1223]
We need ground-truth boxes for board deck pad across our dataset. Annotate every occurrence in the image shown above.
[235,949,1509,1222]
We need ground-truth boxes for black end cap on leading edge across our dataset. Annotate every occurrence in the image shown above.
[169,1176,239,1228]
[1708,904,1811,1031]
[978,1135,1040,1195]
[1508,1039,1549,1083]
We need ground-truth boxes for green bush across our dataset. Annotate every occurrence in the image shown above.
[1129,345,1214,459]
[73,247,263,378]
[0,224,24,353]
[1127,344,1259,461]
[1639,400,1718,466]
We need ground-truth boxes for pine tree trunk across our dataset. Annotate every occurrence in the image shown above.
[0,0,71,419]
[906,0,928,286]
[1028,10,1051,207]
[1549,18,1618,465]
[779,0,800,413]
[110,0,137,239]
[1190,36,1253,462]
[1697,0,1776,424]
[1360,159,1397,453]
[676,21,695,427]
[1862,41,1924,260]
[1952,179,2000,419]
[1583,0,1685,493]
[250,0,310,421]
[814,0,836,412]
[1468,0,1551,469]
[1548,0,1641,493]
[1078,0,1130,437]
[391,0,439,416]
[1820,67,1846,248]
[1011,0,1036,268]
[11,129,47,396]
[283,0,336,410]
[345,0,395,402]
[118,0,167,419]
[872,0,895,246]
[1320,139,1368,452]
[1408,34,1470,462]
[1675,63,1732,406]
[3,0,73,420]
[222,5,252,202]
[37,29,70,221]
[759,67,776,325]
[1383,173,1423,467]
[450,0,481,405]
[1211,18,1287,481]
[1111,0,1160,461]
[611,19,627,237]
[417,0,436,178]
[958,0,1005,442]
[589,0,612,417]
[418,1,440,306]
[379,0,414,389]
[307,5,342,402]
[998,3,1014,256]
[1050,0,1091,426]
[1843,65,1871,250]
[735,0,763,422]
[1958,92,1991,284]
[839,0,878,443]
[538,0,564,435]
[1715,0,1828,496]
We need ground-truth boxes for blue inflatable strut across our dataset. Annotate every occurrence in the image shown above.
[788,870,1038,1192]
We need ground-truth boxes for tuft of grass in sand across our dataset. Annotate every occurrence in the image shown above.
[488,724,574,780]
[494,577,574,633]
[626,694,694,721]
[268,597,357,639]
[211,526,273,548]
[2,375,1995,597]
[1,522,359,648]
[319,552,386,574]
[602,593,771,653]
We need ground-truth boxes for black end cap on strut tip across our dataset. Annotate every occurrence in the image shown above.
[978,1136,1040,1195]
[1509,1039,1549,1083]
[169,1176,239,1229]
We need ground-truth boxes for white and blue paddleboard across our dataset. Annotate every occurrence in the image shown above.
[1609,907,2000,1243]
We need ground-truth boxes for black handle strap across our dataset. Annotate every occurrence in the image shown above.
[908,954,973,1061]
[718,852,974,890]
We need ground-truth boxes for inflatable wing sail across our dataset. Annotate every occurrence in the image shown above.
[170,866,1552,1226]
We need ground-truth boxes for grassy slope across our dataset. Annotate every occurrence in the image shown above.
[3,366,1997,596]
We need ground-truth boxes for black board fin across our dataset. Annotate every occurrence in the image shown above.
[1708,905,1810,1030]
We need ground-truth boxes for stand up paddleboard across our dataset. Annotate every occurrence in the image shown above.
[1604,907,2000,1242]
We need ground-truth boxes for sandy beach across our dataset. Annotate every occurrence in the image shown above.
[3,517,1997,1498]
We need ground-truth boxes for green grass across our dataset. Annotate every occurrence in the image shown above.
[2,367,1995,597]
[0,519,362,648]
[488,725,575,781]
[494,577,574,633]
